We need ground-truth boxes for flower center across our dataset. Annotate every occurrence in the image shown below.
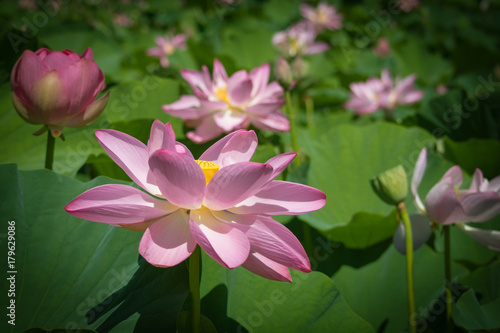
[289,38,300,56]
[163,43,174,55]
[195,160,220,184]
[215,86,228,102]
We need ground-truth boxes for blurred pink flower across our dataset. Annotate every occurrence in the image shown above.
[344,69,423,116]
[274,56,305,90]
[272,22,329,58]
[372,37,391,57]
[410,148,500,250]
[163,59,288,143]
[11,48,109,138]
[300,2,343,31]
[436,84,448,95]
[146,34,187,68]
[113,13,132,27]
[66,121,326,281]
[398,0,420,12]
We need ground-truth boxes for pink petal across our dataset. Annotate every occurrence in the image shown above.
[227,78,253,106]
[59,58,105,114]
[146,47,163,57]
[203,162,273,210]
[217,212,310,272]
[181,68,212,98]
[246,101,285,115]
[41,51,76,73]
[304,42,329,54]
[461,192,500,222]
[250,111,290,132]
[175,142,195,159]
[249,63,270,98]
[148,149,205,209]
[64,184,175,224]
[28,70,70,125]
[95,129,160,195]
[469,169,484,191]
[63,91,109,128]
[411,148,427,213]
[425,177,465,224]
[252,81,284,103]
[162,95,206,120]
[81,48,94,60]
[399,91,423,104]
[265,152,297,179]
[212,59,228,86]
[12,50,48,97]
[457,223,500,251]
[393,213,432,254]
[441,165,463,186]
[147,120,176,155]
[139,209,197,267]
[199,129,258,167]
[189,207,250,268]
[186,116,224,144]
[488,176,500,193]
[229,180,326,215]
[213,110,247,132]
[242,252,292,282]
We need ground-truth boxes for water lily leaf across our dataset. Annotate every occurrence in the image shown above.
[332,245,467,333]
[303,122,434,235]
[443,137,500,179]
[453,289,500,331]
[0,165,189,333]
[200,252,375,333]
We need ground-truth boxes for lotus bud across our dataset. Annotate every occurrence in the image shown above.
[370,165,408,205]
[11,47,109,138]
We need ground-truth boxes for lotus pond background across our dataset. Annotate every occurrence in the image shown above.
[1,0,500,332]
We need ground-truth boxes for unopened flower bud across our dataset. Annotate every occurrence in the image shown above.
[370,165,408,205]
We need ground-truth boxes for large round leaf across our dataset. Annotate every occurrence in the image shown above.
[200,252,374,333]
[0,165,189,333]
[302,122,434,247]
[332,245,467,333]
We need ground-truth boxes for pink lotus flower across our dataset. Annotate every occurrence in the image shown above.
[407,148,500,250]
[300,2,343,31]
[372,37,391,58]
[146,34,187,68]
[398,0,420,12]
[272,22,329,58]
[344,69,423,116]
[11,48,109,138]
[163,59,288,143]
[65,121,326,282]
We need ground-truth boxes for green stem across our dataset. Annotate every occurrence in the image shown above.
[189,246,201,333]
[304,95,314,129]
[444,225,453,333]
[398,202,416,333]
[45,130,55,170]
[285,90,300,168]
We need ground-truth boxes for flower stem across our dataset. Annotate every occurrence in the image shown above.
[45,130,55,170]
[304,95,314,129]
[189,245,201,333]
[444,225,453,333]
[285,90,300,168]
[397,202,416,333]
